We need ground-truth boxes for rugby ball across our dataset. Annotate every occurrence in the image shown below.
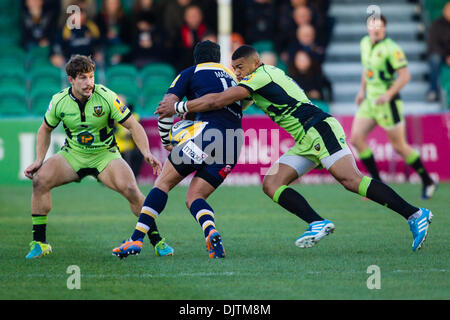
[168,120,195,146]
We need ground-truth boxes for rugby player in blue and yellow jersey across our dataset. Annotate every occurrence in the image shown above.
[113,41,248,259]
[157,45,433,252]
[23,55,172,259]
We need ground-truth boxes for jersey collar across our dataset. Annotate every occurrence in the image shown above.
[68,85,95,104]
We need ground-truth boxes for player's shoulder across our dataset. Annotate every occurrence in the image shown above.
[93,84,117,102]
[384,37,402,49]
[360,35,371,46]
[51,87,70,106]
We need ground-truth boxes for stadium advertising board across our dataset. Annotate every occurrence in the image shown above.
[0,114,448,185]
[140,113,450,185]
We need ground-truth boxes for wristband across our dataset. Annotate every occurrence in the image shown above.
[174,101,188,114]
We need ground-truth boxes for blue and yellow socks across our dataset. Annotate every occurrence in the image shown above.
[189,199,216,238]
[131,187,167,245]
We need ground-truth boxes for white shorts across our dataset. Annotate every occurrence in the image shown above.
[277,146,353,177]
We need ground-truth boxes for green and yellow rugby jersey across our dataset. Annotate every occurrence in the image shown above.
[238,64,330,142]
[44,84,131,153]
[360,35,408,100]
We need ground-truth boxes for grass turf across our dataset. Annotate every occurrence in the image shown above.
[0,182,449,300]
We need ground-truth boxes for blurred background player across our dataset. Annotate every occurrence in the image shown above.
[113,40,247,259]
[350,15,437,200]
[23,54,167,259]
[157,45,434,252]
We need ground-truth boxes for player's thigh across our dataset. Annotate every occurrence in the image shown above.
[98,158,141,198]
[185,176,216,208]
[34,154,79,190]
[154,159,186,193]
[327,154,363,192]
[350,115,377,147]
[385,121,409,151]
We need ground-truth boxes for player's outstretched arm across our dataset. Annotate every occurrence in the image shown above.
[155,86,250,118]
[24,121,54,179]
[121,115,162,175]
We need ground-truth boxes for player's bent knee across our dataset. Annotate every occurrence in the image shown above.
[262,179,277,198]
[32,173,52,193]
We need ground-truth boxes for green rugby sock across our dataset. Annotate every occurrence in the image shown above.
[32,214,47,242]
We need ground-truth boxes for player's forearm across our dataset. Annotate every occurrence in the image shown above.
[359,71,367,93]
[35,125,52,164]
[185,93,223,113]
[129,122,151,156]
[387,67,410,98]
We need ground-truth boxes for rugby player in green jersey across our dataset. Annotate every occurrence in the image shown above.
[156,45,433,252]
[350,15,436,199]
[24,55,173,259]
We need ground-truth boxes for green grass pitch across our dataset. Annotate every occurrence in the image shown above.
[0,182,449,300]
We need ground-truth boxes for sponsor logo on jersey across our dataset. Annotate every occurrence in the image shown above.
[394,50,405,62]
[240,74,255,83]
[182,140,208,164]
[77,131,94,146]
[113,97,127,114]
[366,69,374,79]
[314,143,321,152]
[93,105,105,117]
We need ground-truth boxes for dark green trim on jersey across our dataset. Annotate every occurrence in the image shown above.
[312,120,342,155]
[118,112,131,124]
[290,103,330,132]
[255,81,299,107]
[238,83,254,94]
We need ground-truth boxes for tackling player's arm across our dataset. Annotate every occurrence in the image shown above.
[120,113,163,175]
[24,121,54,179]
[156,86,250,118]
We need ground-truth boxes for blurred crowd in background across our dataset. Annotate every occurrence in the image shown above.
[21,0,334,102]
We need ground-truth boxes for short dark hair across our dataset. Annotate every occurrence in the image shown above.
[65,54,95,78]
[366,14,387,26]
[231,45,258,61]
[193,40,221,64]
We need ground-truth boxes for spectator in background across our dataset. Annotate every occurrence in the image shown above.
[426,1,450,102]
[289,50,331,101]
[162,0,193,44]
[244,0,277,43]
[127,0,170,68]
[231,32,245,52]
[21,0,57,50]
[50,1,103,68]
[277,3,314,53]
[260,51,278,66]
[175,4,208,70]
[95,0,130,64]
[286,24,324,65]
[244,0,277,45]
[114,95,144,178]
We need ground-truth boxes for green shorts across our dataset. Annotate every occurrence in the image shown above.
[285,117,348,168]
[356,98,404,129]
[59,145,122,180]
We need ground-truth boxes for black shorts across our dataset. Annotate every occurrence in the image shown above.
[168,122,243,189]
